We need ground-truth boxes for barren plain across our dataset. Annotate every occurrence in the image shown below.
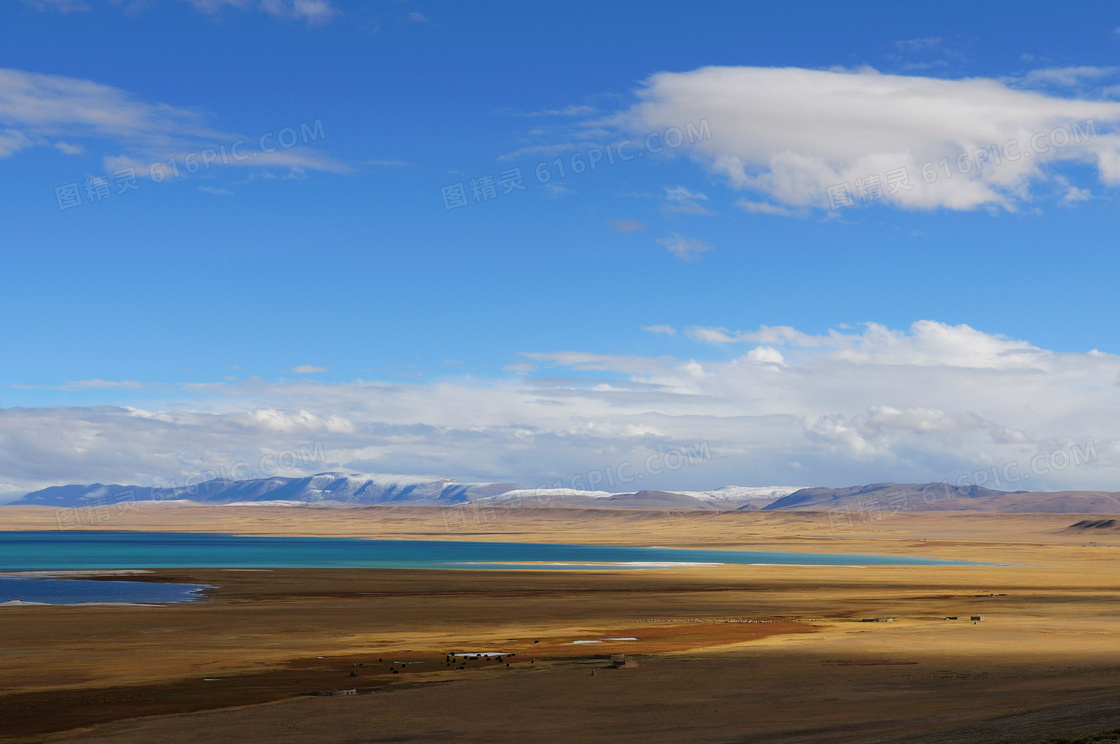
[3,506,1120,743]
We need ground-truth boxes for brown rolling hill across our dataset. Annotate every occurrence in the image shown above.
[1067,518,1120,531]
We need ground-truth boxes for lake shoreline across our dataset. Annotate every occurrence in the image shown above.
[0,530,981,571]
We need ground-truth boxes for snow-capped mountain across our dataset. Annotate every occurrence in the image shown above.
[8,473,803,510]
[478,485,802,510]
[11,473,520,507]
[669,486,804,503]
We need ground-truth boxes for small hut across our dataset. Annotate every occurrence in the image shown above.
[610,654,639,669]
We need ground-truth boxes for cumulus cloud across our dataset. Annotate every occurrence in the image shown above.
[3,321,1120,499]
[620,65,1120,211]
[685,320,1045,369]
[244,408,353,433]
[745,346,784,365]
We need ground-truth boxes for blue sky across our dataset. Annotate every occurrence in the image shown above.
[3,0,1120,497]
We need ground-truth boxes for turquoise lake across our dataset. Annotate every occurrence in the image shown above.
[0,577,207,605]
[0,531,977,571]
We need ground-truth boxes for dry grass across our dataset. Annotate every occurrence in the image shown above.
[3,506,1120,742]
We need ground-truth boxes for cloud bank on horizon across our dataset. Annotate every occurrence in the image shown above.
[2,321,1117,499]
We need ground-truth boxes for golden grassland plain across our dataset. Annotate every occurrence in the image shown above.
[3,505,1120,743]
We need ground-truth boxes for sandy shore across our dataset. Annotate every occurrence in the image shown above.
[3,506,1120,742]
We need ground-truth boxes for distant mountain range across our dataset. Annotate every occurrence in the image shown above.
[762,482,1120,514]
[8,476,1120,514]
[480,485,801,510]
[10,473,518,508]
[5,473,799,510]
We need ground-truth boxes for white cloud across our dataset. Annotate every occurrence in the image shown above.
[291,365,327,374]
[642,324,677,335]
[664,185,707,202]
[542,182,572,198]
[0,68,348,174]
[610,218,645,232]
[245,408,352,433]
[103,145,350,179]
[620,65,1120,211]
[687,320,1045,369]
[688,325,829,347]
[658,232,710,260]
[746,346,784,365]
[893,37,942,54]
[1055,175,1092,204]
[283,0,337,23]
[68,379,145,390]
[0,129,32,158]
[735,199,793,216]
[53,140,83,155]
[523,351,670,375]
[12,379,145,391]
[20,0,88,11]
[505,104,597,118]
[497,142,594,161]
[685,326,740,344]
[3,320,1120,498]
[182,0,338,24]
[0,68,223,159]
[661,185,712,215]
[1015,66,1119,88]
[1064,187,1092,203]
